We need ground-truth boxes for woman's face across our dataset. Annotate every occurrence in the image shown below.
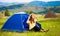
[31,15,34,19]
[31,13,35,18]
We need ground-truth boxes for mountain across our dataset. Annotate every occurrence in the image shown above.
[29,1,60,6]
[0,2,24,6]
[0,2,12,6]
[47,1,60,6]
[0,4,24,11]
[0,1,60,7]
[29,1,46,6]
[0,1,60,13]
[0,2,7,6]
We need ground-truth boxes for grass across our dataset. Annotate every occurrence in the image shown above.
[0,14,60,36]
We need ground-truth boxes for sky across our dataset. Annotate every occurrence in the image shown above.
[0,0,60,3]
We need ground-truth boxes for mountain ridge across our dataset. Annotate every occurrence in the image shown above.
[29,1,60,6]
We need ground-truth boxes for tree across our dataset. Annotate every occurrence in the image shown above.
[25,10,34,14]
[5,9,10,16]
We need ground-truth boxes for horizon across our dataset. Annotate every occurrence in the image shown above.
[0,0,60,3]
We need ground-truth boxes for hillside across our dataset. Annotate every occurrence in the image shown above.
[0,1,60,14]
[29,1,60,6]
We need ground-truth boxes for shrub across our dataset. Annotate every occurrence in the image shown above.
[5,9,10,16]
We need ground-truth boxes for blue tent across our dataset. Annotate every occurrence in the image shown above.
[2,12,29,32]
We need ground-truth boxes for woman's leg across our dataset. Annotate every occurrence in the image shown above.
[31,22,49,32]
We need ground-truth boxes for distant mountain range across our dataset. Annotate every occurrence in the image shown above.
[0,1,60,13]
[0,3,24,11]
[0,1,60,6]
[29,1,60,6]
[0,2,24,6]
[0,2,12,6]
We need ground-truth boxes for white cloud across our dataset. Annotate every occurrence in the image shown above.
[0,0,60,3]
[0,0,33,3]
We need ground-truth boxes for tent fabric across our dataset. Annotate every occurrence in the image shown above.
[15,12,26,14]
[2,12,29,32]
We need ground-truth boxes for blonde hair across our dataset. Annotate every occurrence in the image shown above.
[29,15,35,24]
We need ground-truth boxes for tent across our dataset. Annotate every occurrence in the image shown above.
[2,12,29,32]
[44,10,57,18]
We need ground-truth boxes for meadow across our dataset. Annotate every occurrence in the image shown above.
[0,14,60,36]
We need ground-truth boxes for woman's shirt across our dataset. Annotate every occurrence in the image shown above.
[27,15,37,30]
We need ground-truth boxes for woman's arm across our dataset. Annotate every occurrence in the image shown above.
[26,15,31,24]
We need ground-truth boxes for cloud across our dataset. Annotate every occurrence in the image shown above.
[0,0,33,3]
[0,0,60,3]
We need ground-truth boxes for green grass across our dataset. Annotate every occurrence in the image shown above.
[0,14,60,36]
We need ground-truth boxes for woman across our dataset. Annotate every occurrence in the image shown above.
[27,13,49,32]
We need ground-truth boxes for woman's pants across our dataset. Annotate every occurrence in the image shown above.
[31,22,42,31]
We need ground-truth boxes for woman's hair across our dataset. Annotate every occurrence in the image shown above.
[29,15,35,24]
